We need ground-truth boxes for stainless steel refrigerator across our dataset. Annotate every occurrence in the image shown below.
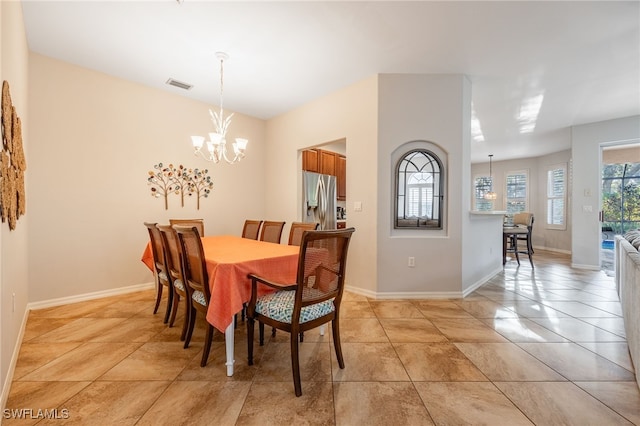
[302,171,336,230]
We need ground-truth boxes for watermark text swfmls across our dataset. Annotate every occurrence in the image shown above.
[3,408,69,420]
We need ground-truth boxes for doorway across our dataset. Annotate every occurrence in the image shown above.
[600,142,640,273]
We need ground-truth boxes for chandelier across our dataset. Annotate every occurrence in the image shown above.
[484,154,497,200]
[191,52,248,164]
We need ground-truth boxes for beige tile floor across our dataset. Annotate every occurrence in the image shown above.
[5,250,640,425]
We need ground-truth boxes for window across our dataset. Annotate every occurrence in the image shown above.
[547,164,567,229]
[505,170,528,213]
[473,175,493,211]
[395,149,443,229]
[602,162,639,234]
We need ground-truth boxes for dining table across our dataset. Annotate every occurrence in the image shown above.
[141,234,300,376]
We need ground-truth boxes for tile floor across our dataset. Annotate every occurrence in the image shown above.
[4,250,640,425]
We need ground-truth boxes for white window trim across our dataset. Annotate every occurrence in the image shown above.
[504,169,529,214]
[546,163,567,230]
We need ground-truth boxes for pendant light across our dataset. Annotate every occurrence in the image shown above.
[484,154,497,200]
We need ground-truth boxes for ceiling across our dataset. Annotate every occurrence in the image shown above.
[21,1,640,163]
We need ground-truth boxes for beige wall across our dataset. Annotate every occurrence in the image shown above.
[377,74,502,296]
[265,76,379,294]
[268,73,503,297]
[1,0,30,407]
[28,54,267,302]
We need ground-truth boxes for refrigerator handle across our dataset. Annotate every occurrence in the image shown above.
[317,178,326,228]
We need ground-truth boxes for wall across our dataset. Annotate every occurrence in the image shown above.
[471,149,573,253]
[377,74,499,296]
[571,116,640,269]
[265,76,378,295]
[28,54,267,302]
[266,73,503,297]
[378,74,464,295]
[1,0,30,408]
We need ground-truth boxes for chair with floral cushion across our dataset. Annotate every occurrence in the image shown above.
[157,224,191,341]
[173,224,215,367]
[247,227,355,396]
[144,222,173,324]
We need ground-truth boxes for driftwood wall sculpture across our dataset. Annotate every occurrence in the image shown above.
[1,81,27,230]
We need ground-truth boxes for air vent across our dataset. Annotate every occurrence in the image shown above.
[165,78,193,90]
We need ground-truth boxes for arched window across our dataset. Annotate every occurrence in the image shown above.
[395,149,444,229]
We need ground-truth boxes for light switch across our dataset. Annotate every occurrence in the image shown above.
[354,201,362,212]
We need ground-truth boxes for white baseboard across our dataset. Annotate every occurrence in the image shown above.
[0,306,29,414]
[571,263,601,271]
[463,265,503,297]
[27,282,154,311]
[1,282,155,411]
[345,284,463,300]
[371,291,463,299]
[345,266,501,300]
[533,245,571,255]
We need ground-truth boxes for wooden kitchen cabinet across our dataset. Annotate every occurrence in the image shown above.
[319,150,336,176]
[336,155,346,201]
[303,149,346,200]
[302,149,320,173]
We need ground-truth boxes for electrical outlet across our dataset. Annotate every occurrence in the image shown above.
[408,257,415,267]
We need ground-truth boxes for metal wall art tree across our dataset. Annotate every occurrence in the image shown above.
[187,168,213,210]
[147,163,213,210]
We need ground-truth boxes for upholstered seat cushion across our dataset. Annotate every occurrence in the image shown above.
[192,290,206,306]
[255,290,334,323]
[174,279,185,292]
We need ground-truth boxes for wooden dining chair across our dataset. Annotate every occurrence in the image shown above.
[259,220,286,244]
[144,222,174,324]
[288,222,319,246]
[157,224,191,341]
[173,225,215,367]
[241,219,262,240]
[247,227,355,396]
[170,218,204,236]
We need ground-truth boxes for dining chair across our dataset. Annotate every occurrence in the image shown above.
[169,218,204,236]
[247,227,355,396]
[504,212,534,267]
[173,224,215,367]
[157,224,190,341]
[242,219,262,240]
[259,220,286,244]
[143,222,174,324]
[288,222,319,246]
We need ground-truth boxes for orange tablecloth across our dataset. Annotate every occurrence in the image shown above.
[141,244,154,271]
[141,235,299,332]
